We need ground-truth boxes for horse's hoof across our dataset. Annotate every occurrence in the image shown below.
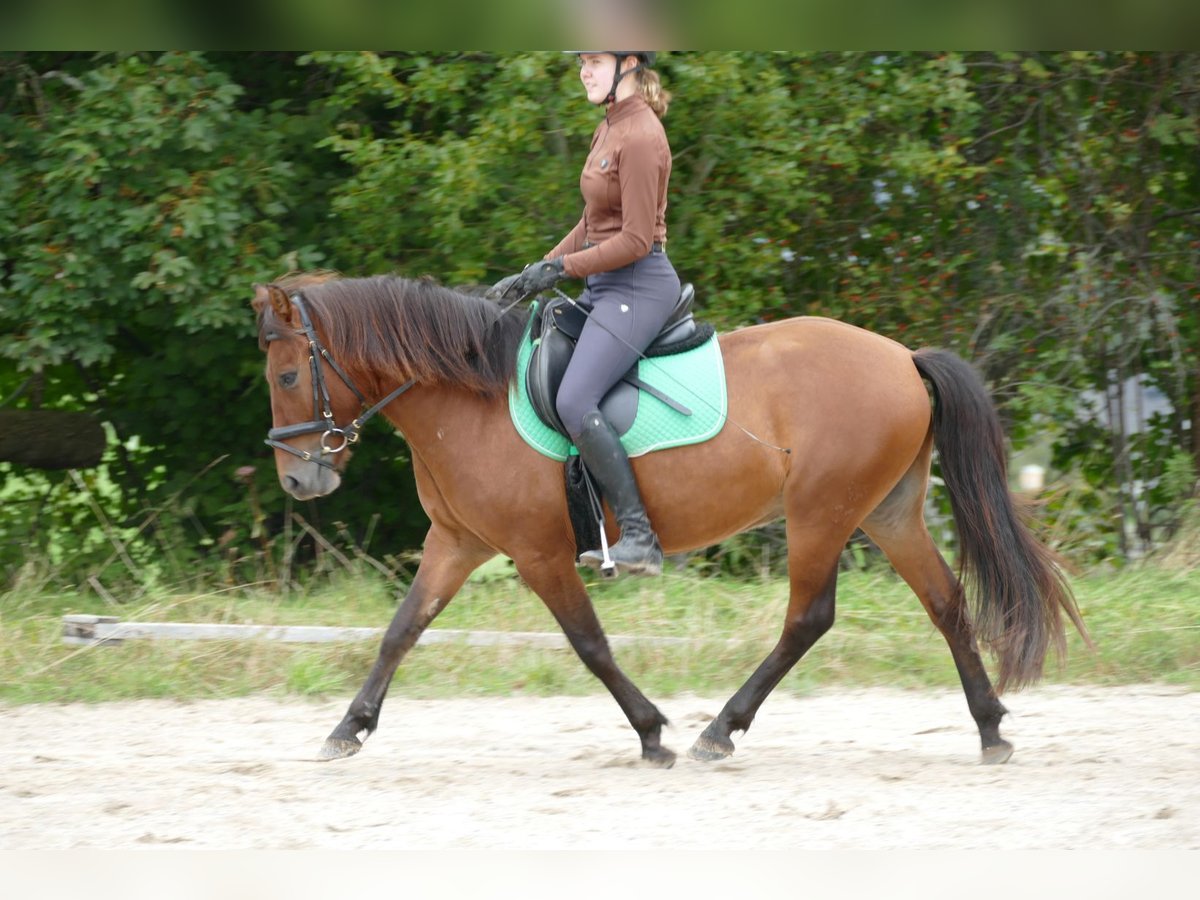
[688,735,735,761]
[981,740,1013,765]
[318,737,362,761]
[642,746,677,769]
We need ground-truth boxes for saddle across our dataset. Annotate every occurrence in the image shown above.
[526,284,714,437]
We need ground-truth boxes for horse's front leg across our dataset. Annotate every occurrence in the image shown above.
[319,526,493,760]
[515,555,675,768]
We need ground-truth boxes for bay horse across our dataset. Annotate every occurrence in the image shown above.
[253,272,1088,768]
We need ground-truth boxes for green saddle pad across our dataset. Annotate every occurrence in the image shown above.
[509,311,728,462]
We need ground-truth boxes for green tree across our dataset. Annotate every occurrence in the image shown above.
[1,52,324,582]
[2,51,1196,586]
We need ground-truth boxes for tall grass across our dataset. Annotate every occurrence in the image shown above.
[3,561,1197,706]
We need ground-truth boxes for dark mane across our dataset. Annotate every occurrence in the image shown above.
[259,274,531,400]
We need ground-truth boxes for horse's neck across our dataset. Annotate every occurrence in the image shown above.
[383,382,510,461]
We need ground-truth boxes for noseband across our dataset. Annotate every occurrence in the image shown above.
[264,292,415,470]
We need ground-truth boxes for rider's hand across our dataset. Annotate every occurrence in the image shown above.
[485,257,566,300]
[485,271,524,300]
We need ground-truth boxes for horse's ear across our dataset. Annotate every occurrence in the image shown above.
[254,283,293,320]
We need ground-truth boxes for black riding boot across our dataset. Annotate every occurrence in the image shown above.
[573,412,663,577]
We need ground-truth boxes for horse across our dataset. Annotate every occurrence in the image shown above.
[252,271,1089,768]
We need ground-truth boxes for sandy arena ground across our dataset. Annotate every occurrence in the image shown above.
[1,685,1196,850]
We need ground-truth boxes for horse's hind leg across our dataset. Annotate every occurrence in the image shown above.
[689,526,845,761]
[516,558,675,767]
[861,466,1012,764]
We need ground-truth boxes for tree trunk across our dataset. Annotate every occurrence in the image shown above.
[0,410,106,469]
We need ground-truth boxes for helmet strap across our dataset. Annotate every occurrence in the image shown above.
[603,57,643,105]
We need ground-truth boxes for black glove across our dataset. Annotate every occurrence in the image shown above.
[485,271,523,300]
[486,257,566,300]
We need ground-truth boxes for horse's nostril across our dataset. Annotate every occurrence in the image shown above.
[283,475,301,493]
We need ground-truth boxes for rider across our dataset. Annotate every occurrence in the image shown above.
[490,51,679,576]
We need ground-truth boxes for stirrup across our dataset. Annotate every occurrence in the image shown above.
[577,533,619,578]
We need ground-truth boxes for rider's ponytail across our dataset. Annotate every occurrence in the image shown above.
[636,68,671,118]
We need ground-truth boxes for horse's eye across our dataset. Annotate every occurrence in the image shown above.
[278,371,299,389]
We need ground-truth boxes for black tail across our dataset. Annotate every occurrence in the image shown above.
[913,348,1090,691]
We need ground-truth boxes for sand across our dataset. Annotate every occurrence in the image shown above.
[2,684,1196,849]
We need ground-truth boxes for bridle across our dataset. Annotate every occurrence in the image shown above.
[264,292,415,470]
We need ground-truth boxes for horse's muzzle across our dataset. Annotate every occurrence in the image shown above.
[279,463,342,501]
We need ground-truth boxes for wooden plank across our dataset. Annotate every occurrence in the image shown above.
[0,409,105,469]
[63,621,382,646]
[60,617,712,650]
[62,614,122,645]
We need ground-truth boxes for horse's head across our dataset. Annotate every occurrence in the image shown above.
[253,272,520,500]
[253,282,359,500]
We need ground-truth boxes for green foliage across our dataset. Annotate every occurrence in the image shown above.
[2,52,1198,586]
[1,53,321,577]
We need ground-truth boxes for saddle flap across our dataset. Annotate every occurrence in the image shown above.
[526,327,639,438]
[548,297,588,341]
[523,285,708,441]
[527,328,573,435]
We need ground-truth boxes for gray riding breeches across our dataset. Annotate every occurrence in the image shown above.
[555,250,681,438]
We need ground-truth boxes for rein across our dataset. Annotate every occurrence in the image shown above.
[265,292,415,470]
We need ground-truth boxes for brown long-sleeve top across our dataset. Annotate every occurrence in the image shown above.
[545,95,671,278]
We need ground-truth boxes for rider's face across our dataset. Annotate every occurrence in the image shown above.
[578,53,618,104]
